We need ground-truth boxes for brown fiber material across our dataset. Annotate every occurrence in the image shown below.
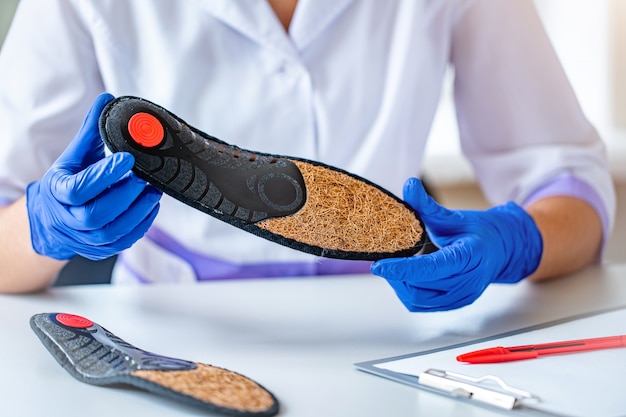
[257,160,423,254]
[131,363,275,413]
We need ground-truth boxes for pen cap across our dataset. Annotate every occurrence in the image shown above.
[456,347,539,364]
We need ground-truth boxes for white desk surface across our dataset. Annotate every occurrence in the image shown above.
[1,263,625,417]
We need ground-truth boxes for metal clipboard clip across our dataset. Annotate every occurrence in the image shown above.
[418,369,540,410]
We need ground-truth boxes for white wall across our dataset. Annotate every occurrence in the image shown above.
[424,0,625,185]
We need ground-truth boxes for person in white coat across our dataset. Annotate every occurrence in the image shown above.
[0,0,614,311]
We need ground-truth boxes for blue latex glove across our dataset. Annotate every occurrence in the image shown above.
[26,93,162,261]
[371,178,543,312]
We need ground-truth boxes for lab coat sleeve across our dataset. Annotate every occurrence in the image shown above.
[0,0,104,202]
[449,0,615,234]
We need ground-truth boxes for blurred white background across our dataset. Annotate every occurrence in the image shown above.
[425,0,625,184]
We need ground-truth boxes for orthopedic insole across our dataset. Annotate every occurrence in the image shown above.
[30,313,279,416]
[99,96,425,260]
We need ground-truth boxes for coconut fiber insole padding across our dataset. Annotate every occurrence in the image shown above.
[99,96,425,260]
[30,313,279,416]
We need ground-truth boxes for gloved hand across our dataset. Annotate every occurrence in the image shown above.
[26,93,162,261]
[371,178,543,312]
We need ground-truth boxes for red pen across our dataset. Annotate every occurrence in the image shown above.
[456,334,626,364]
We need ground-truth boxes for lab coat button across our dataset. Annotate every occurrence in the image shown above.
[277,62,299,77]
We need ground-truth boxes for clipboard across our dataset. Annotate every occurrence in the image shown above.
[355,306,626,417]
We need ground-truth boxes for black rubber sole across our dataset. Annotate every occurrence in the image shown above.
[99,96,425,260]
[100,96,306,223]
[30,313,279,417]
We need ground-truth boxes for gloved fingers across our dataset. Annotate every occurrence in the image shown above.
[92,186,161,242]
[386,274,484,312]
[66,185,162,242]
[371,242,476,286]
[385,280,423,311]
[372,241,488,311]
[416,271,486,310]
[50,152,136,206]
[56,93,115,169]
[62,172,158,229]
[386,279,443,306]
[402,178,469,245]
[73,200,161,260]
[401,177,429,213]
[402,178,456,222]
[422,278,487,311]
[81,93,115,134]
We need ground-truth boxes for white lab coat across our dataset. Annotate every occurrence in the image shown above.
[0,0,615,283]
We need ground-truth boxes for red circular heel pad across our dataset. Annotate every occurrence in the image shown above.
[55,313,94,328]
[128,112,164,147]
